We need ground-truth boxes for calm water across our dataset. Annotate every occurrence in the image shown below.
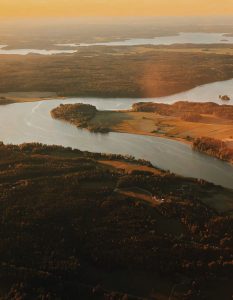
[59,79,233,108]
[56,32,233,47]
[0,79,233,189]
[0,45,77,55]
[1,33,233,55]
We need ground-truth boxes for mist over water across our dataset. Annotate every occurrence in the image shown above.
[0,22,232,187]
[0,45,77,55]
[57,32,233,47]
[0,17,233,52]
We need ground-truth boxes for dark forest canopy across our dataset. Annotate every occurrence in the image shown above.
[0,142,232,299]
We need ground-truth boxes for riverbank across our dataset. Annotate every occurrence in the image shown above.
[51,102,233,164]
[0,91,61,105]
[0,98,232,188]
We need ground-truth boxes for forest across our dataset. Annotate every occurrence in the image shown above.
[0,46,232,98]
[193,137,233,162]
[51,103,110,133]
[132,101,233,120]
[0,142,232,299]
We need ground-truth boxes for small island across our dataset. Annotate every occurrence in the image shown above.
[219,95,231,101]
[51,101,233,163]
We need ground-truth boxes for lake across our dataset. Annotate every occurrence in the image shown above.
[57,32,233,47]
[1,32,233,55]
[0,45,77,55]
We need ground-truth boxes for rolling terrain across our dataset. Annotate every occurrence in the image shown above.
[0,143,232,299]
[0,45,232,99]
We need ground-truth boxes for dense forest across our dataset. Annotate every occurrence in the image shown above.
[193,137,233,162]
[0,142,232,299]
[51,103,110,133]
[132,101,233,120]
[0,46,232,98]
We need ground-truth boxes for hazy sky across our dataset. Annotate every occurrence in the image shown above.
[1,0,233,17]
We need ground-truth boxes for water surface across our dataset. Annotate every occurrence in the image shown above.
[0,45,77,55]
[2,32,233,55]
[0,79,233,189]
[56,78,233,109]
[56,32,233,47]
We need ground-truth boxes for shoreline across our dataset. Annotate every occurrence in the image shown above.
[1,89,232,165]
[0,73,233,105]
[51,103,233,165]
[0,91,66,105]
[66,123,233,165]
[107,117,233,165]
[0,76,233,105]
[110,126,192,146]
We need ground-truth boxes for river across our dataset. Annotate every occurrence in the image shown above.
[0,78,233,189]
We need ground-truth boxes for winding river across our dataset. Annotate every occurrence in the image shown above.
[1,78,233,189]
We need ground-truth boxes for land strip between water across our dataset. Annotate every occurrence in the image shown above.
[51,102,233,164]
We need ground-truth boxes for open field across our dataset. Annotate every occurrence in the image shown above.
[133,45,233,56]
[0,142,232,299]
[88,110,233,144]
[100,160,162,175]
[0,45,232,99]
[110,112,233,148]
[51,102,233,163]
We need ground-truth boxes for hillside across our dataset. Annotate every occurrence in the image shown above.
[0,142,232,299]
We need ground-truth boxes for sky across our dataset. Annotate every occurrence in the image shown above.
[0,0,233,18]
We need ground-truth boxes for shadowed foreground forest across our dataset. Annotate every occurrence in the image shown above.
[0,142,232,299]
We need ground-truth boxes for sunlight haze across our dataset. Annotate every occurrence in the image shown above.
[1,0,233,17]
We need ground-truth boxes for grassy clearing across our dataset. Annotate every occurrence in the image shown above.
[70,108,233,150]
[202,189,233,213]
[100,160,161,175]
